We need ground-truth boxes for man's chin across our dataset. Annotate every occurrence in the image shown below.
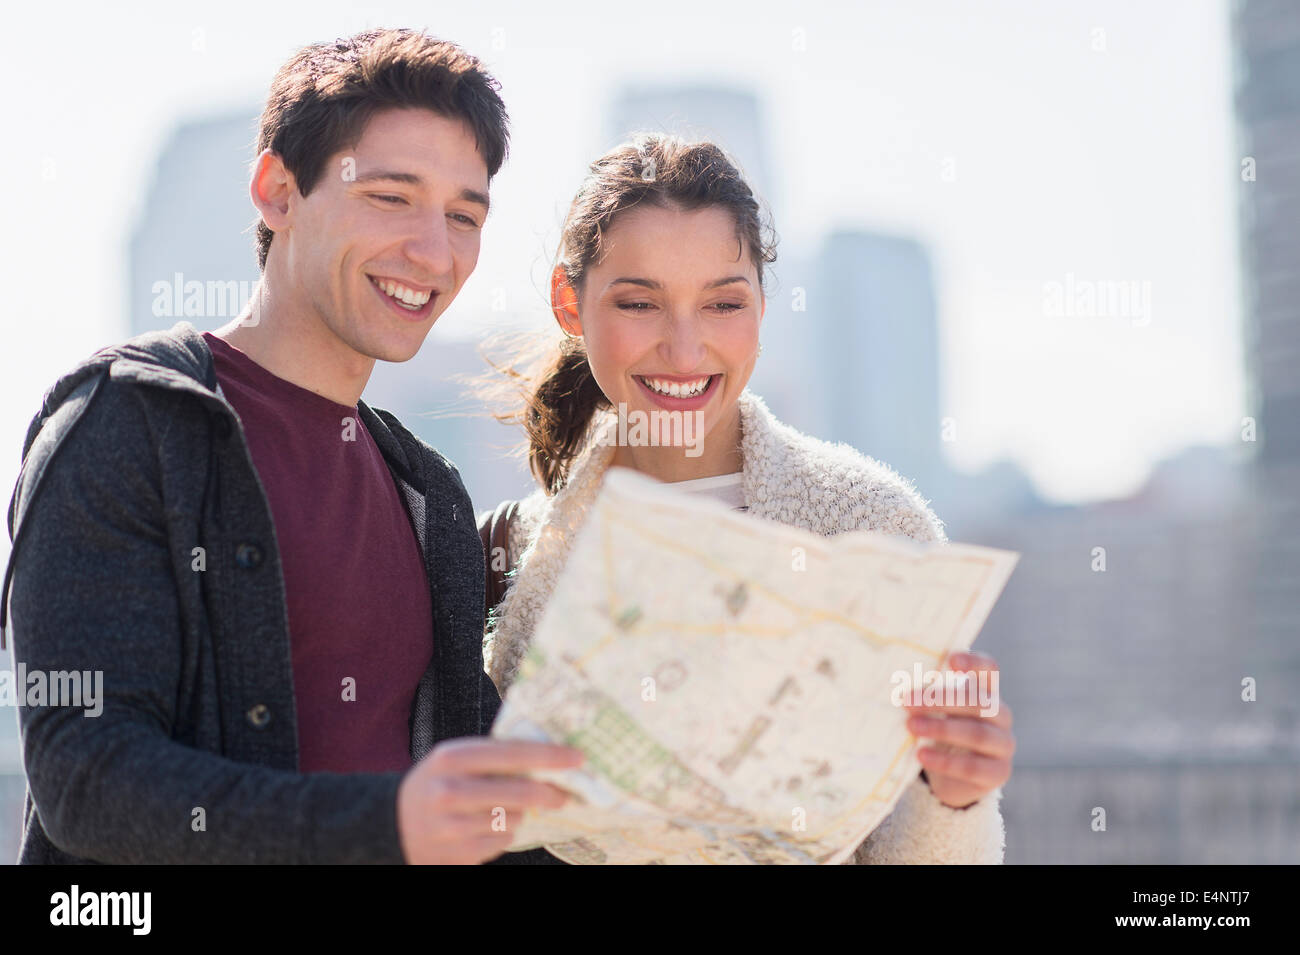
[371,339,426,363]
[344,327,429,364]
[364,309,442,360]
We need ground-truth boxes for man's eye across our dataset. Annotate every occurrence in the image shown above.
[450,213,480,227]
[617,302,654,311]
[372,194,406,204]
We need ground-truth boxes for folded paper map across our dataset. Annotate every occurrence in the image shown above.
[491,467,1019,864]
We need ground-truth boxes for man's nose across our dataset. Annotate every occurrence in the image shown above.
[404,213,456,282]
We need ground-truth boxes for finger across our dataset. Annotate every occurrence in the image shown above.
[907,715,1016,759]
[422,774,575,814]
[903,699,1013,727]
[427,810,522,840]
[916,746,1011,790]
[909,701,1008,732]
[426,737,585,775]
[899,667,1005,709]
[946,650,998,672]
[428,808,544,842]
[929,779,987,811]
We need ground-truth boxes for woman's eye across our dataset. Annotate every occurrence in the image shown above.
[711,302,745,313]
[617,302,654,312]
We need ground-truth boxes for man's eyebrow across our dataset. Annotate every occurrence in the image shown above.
[352,170,423,185]
[609,275,751,291]
[460,187,491,214]
[351,170,491,213]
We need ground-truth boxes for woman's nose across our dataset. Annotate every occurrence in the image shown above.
[660,313,708,371]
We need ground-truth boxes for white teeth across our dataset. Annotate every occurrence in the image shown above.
[641,376,711,397]
[373,278,431,308]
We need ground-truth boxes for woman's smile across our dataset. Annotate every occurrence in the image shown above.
[633,373,721,411]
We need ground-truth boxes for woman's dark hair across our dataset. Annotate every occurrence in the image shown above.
[490,132,777,495]
[253,27,509,271]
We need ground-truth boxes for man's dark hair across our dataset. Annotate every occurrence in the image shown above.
[253,27,509,271]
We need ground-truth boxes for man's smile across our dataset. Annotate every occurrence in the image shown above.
[367,274,439,319]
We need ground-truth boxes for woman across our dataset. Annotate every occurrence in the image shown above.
[480,133,1014,864]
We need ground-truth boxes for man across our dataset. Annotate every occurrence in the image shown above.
[1,27,579,864]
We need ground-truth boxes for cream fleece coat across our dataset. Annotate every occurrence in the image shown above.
[484,389,1006,864]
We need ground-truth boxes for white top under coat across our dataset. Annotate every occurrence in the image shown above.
[664,470,746,510]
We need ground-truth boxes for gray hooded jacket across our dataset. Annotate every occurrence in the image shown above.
[0,321,510,864]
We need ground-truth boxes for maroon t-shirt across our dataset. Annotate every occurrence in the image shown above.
[204,331,433,773]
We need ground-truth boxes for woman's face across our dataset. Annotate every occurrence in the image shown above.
[569,202,764,462]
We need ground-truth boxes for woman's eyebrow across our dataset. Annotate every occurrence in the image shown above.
[609,275,751,290]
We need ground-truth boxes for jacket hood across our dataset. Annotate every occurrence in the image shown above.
[19,322,219,462]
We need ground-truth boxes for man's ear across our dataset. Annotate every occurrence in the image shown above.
[551,264,582,337]
[250,148,295,234]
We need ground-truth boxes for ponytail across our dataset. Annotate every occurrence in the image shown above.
[524,336,608,494]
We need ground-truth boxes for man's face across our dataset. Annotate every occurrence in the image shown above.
[278,106,490,362]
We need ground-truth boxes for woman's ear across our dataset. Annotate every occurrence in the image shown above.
[551,264,583,337]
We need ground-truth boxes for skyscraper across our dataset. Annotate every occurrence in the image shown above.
[1233,0,1300,747]
[127,113,261,338]
[814,231,945,506]
[1234,0,1300,468]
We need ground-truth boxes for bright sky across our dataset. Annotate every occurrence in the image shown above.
[0,0,1244,556]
